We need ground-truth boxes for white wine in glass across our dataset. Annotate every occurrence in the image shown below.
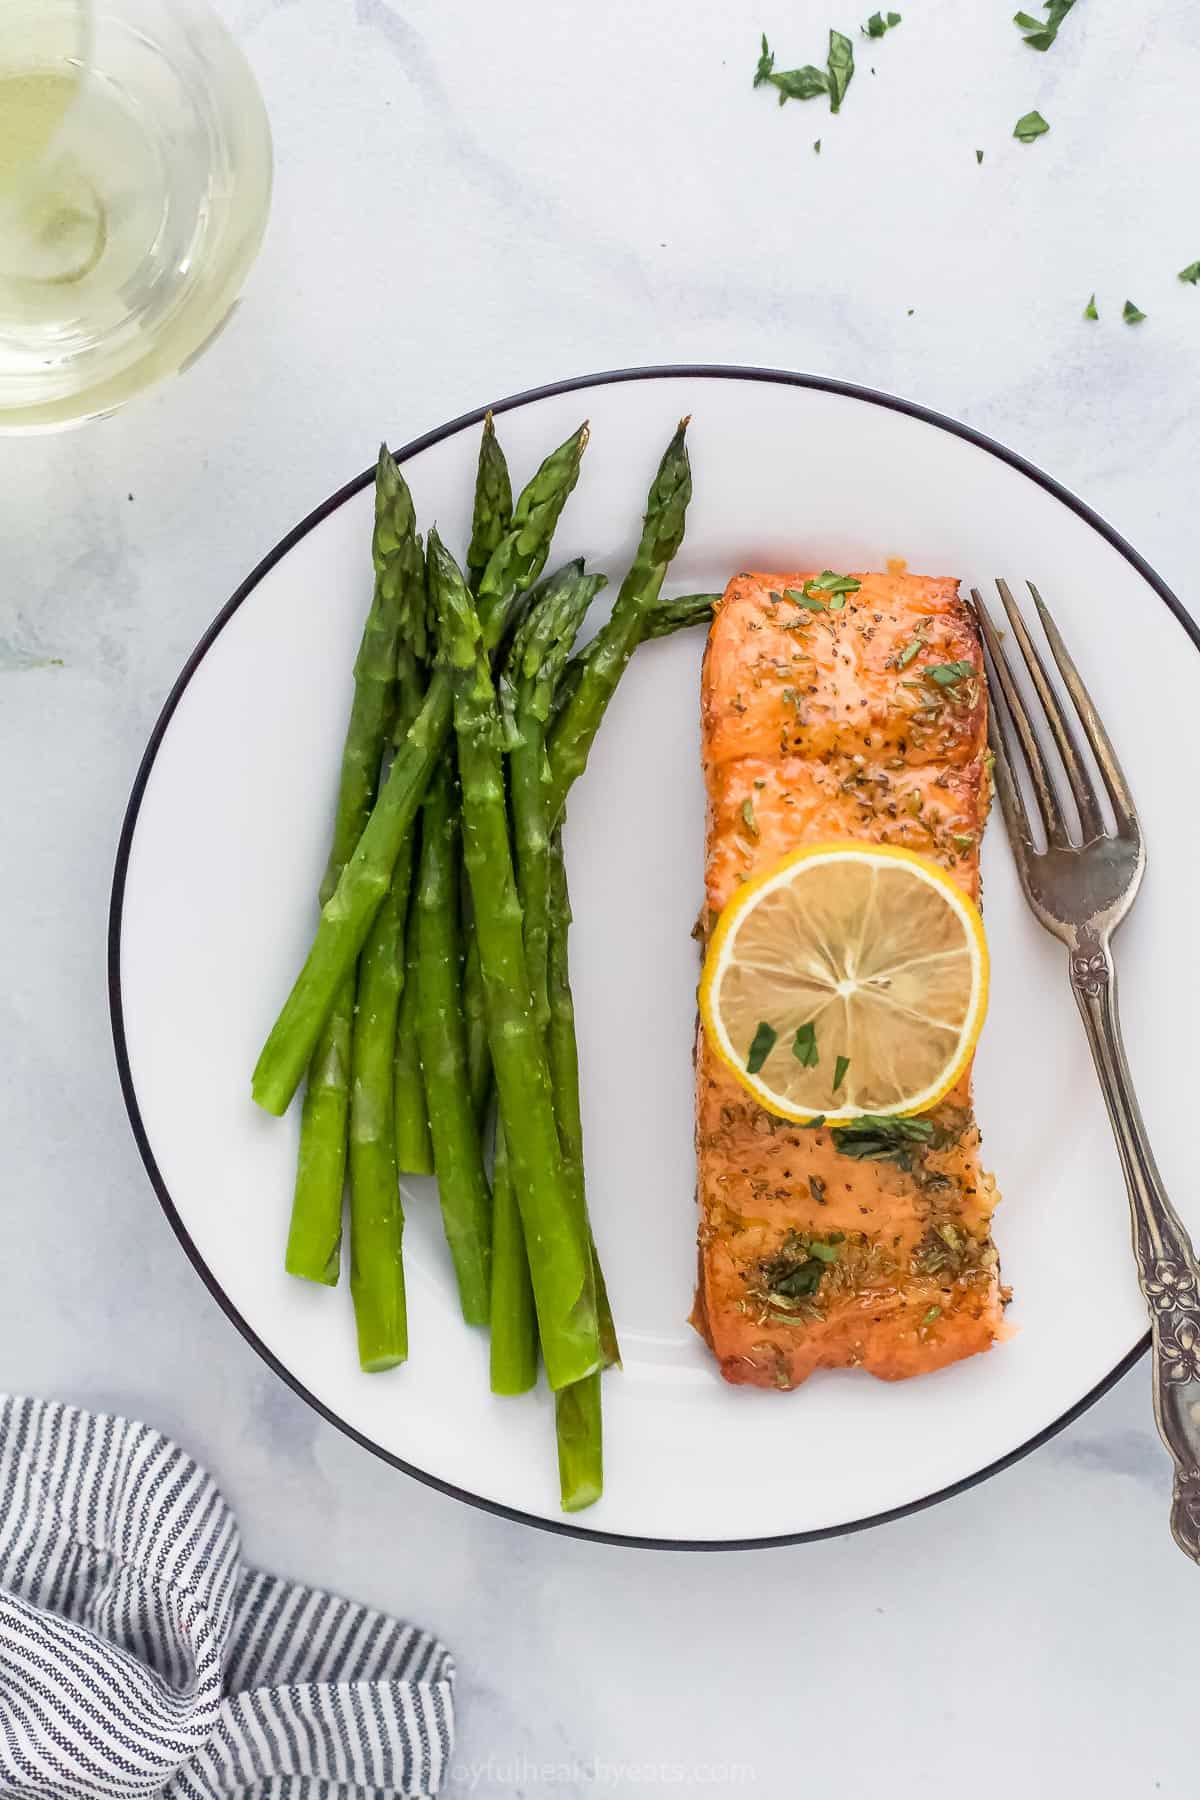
[0,0,273,432]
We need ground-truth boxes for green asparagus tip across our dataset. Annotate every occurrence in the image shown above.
[371,445,416,573]
[637,418,693,573]
[476,420,591,616]
[428,525,483,674]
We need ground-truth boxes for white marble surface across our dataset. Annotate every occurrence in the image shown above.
[3,0,1199,1792]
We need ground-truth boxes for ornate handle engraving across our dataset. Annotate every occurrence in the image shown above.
[1070,933,1200,1561]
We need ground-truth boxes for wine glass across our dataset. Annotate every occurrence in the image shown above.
[0,0,273,432]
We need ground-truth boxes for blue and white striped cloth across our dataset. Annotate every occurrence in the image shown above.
[0,1397,455,1798]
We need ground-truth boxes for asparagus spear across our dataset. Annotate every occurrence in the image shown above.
[555,1364,603,1513]
[552,590,718,726]
[490,572,703,1408]
[391,559,435,1177]
[467,411,514,590]
[503,561,604,1031]
[396,413,508,1168]
[534,432,700,1499]
[547,419,693,820]
[348,840,413,1370]
[462,931,491,1121]
[640,590,719,640]
[486,566,597,1399]
[414,758,492,1323]
[430,527,600,1392]
[286,448,421,1284]
[547,831,615,1508]
[457,412,516,1124]
[393,876,434,1174]
[488,1116,538,1394]
[252,422,589,1117]
[545,831,620,1364]
[476,423,590,621]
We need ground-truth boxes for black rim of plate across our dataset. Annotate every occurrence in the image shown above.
[108,363,1183,1552]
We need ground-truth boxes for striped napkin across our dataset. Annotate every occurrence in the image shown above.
[0,1396,455,1798]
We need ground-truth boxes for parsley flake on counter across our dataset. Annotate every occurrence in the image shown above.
[773,64,831,103]
[863,10,900,36]
[1123,299,1147,324]
[1013,110,1049,142]
[753,34,829,105]
[975,148,984,164]
[1014,0,1076,51]
[1179,262,1200,285]
[792,1021,819,1067]
[827,29,855,111]
[746,1020,777,1074]
[813,138,822,153]
[1084,293,1098,320]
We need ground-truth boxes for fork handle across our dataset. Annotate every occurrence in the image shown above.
[1070,933,1200,1561]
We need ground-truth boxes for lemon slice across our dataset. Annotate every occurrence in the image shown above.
[699,843,988,1124]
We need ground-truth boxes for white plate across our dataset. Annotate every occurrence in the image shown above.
[110,367,1198,1548]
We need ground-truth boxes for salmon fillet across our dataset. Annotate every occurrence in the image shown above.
[694,567,1005,1388]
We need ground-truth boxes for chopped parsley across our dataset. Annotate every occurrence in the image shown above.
[833,1053,850,1092]
[807,1238,841,1263]
[911,1219,993,1279]
[975,148,984,164]
[752,28,854,114]
[789,571,861,612]
[813,138,822,153]
[1123,299,1147,324]
[827,29,855,111]
[897,637,923,669]
[1084,293,1098,320]
[807,569,862,597]
[830,1114,935,1170]
[740,796,759,837]
[772,65,831,103]
[863,10,900,36]
[792,1021,819,1067]
[1014,0,1075,51]
[1013,110,1050,143]
[925,659,975,686]
[1180,262,1200,285]
[757,1230,844,1307]
[746,1020,777,1074]
[753,35,829,105]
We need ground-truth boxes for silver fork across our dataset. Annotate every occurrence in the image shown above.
[973,578,1200,1562]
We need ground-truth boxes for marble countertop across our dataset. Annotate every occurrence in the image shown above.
[3,0,1198,1792]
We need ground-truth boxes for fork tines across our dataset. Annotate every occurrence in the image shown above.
[970,579,1138,852]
